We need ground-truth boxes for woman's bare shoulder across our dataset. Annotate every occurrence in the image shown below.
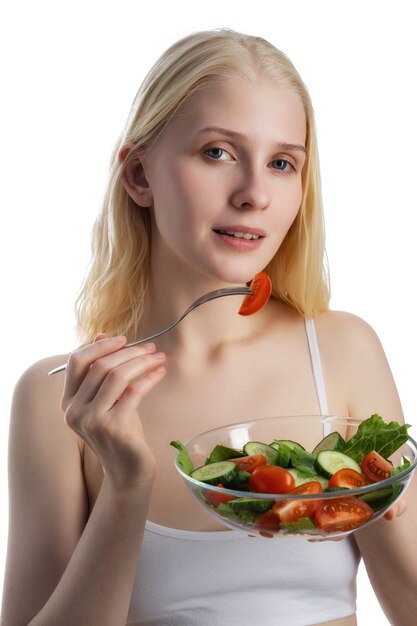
[18,354,69,372]
[11,353,77,447]
[314,309,383,352]
[14,354,69,407]
[314,309,402,419]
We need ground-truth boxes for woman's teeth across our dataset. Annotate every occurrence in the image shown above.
[216,230,260,240]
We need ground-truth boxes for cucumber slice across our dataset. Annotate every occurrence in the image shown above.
[228,471,251,490]
[315,450,362,479]
[243,441,278,465]
[191,461,238,485]
[288,469,329,489]
[312,432,346,456]
[227,497,273,513]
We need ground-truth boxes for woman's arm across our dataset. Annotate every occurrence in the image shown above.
[319,312,417,626]
[355,475,417,626]
[2,337,165,626]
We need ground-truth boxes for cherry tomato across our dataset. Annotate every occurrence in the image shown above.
[229,454,267,474]
[315,497,373,533]
[256,510,281,533]
[249,465,295,494]
[238,272,272,316]
[272,481,323,522]
[328,468,368,489]
[360,451,393,483]
[205,483,236,506]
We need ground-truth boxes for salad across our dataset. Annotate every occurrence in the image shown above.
[171,414,411,535]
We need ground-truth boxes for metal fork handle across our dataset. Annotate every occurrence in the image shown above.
[47,286,251,376]
[125,286,251,347]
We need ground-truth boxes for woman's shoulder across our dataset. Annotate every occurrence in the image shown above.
[313,310,402,417]
[15,353,69,395]
[273,302,383,357]
[312,308,390,374]
[12,353,71,432]
[10,352,86,472]
[313,309,383,352]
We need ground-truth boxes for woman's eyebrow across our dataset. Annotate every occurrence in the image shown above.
[197,126,306,154]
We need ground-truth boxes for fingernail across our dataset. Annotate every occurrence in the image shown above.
[154,352,166,360]
[143,343,156,352]
[94,333,107,342]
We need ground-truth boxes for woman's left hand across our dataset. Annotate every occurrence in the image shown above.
[384,498,408,520]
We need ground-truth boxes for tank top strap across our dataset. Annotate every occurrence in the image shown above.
[304,318,329,415]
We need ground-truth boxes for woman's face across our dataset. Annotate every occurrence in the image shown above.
[142,74,307,285]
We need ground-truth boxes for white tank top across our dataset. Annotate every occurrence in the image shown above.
[127,319,361,625]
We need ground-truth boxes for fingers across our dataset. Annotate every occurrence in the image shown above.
[94,333,109,342]
[72,342,159,406]
[62,334,167,431]
[111,364,166,417]
[63,335,127,403]
[384,498,408,521]
[60,333,166,489]
[92,350,166,412]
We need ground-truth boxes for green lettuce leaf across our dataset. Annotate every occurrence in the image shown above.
[217,502,258,525]
[343,414,411,463]
[280,517,316,532]
[392,456,411,476]
[270,442,291,467]
[289,447,317,475]
[170,440,194,475]
[206,444,243,464]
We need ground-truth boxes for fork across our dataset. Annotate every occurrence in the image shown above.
[48,285,252,376]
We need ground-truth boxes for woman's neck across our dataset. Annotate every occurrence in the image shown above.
[139,270,276,359]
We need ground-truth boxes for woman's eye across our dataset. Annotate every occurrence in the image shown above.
[272,159,294,172]
[204,147,230,160]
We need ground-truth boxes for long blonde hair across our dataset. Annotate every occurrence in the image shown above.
[76,28,330,343]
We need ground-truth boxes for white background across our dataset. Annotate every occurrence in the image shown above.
[1,1,416,623]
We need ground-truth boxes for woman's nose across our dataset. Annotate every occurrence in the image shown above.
[230,168,270,211]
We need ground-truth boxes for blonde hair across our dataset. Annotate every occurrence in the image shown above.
[76,28,330,343]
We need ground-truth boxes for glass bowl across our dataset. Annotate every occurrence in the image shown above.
[173,415,417,539]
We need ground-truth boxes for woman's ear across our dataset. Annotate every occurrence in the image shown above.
[119,144,153,208]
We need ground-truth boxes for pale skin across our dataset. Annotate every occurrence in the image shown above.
[2,75,417,626]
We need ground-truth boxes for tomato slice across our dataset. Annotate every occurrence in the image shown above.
[205,483,236,506]
[229,454,267,474]
[249,465,295,494]
[360,451,393,483]
[272,481,323,522]
[328,468,368,489]
[315,497,374,533]
[238,272,272,316]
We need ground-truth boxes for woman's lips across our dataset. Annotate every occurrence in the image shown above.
[213,225,267,237]
[213,229,265,250]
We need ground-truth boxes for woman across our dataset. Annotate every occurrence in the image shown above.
[2,28,416,626]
